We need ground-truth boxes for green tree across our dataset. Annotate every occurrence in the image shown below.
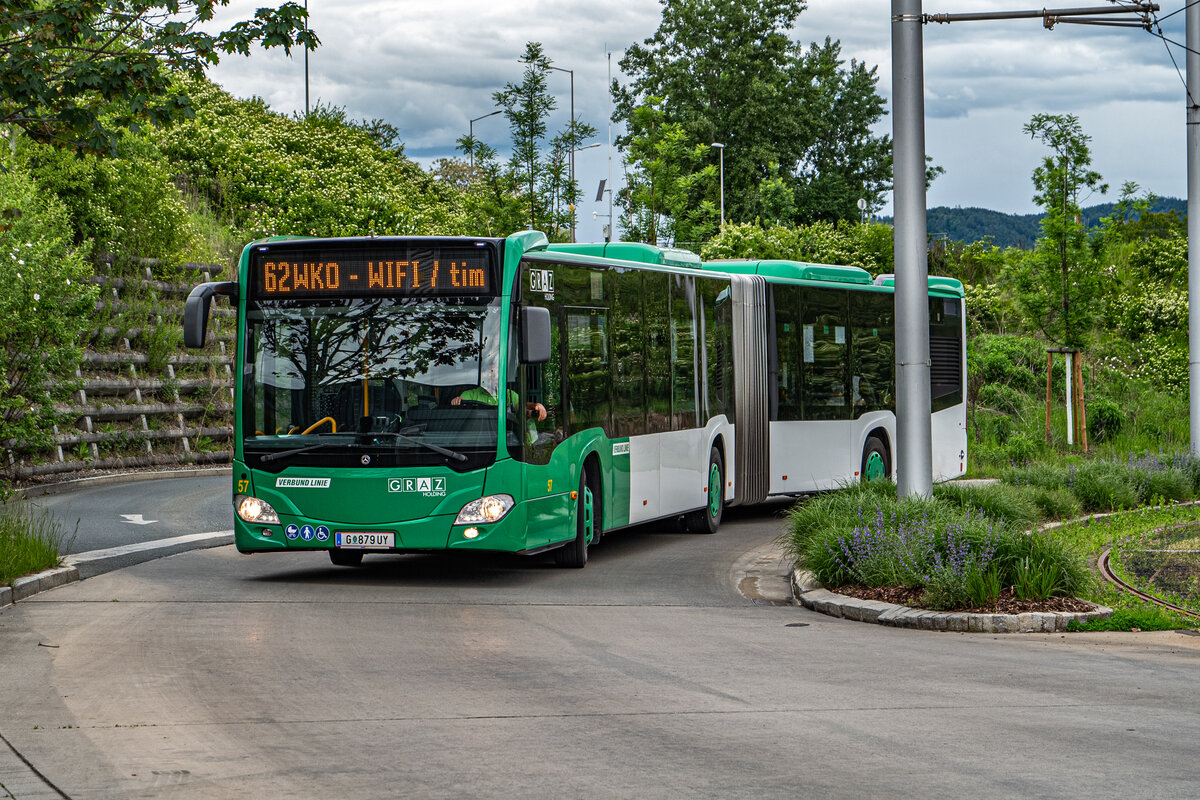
[494,42,556,231]
[446,137,526,236]
[614,1,894,227]
[0,1,318,154]
[619,100,717,245]
[1015,113,1107,348]
[490,42,596,238]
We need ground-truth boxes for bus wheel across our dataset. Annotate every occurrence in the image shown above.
[556,468,596,568]
[685,446,724,534]
[329,549,364,567]
[861,437,890,483]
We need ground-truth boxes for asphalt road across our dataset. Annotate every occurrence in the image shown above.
[3,489,1200,798]
[26,473,231,554]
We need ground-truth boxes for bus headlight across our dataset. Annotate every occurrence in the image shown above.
[455,494,514,525]
[235,494,280,525]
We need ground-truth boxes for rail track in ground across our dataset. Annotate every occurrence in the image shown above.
[1098,547,1200,621]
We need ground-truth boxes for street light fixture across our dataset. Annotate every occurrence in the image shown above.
[548,65,577,240]
[711,142,725,227]
[468,109,503,169]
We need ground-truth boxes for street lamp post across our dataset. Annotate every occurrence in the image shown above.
[304,0,310,117]
[549,65,576,240]
[468,109,503,169]
[711,143,725,227]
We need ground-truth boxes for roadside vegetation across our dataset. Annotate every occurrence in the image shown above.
[0,0,1197,621]
[784,475,1200,629]
[0,500,73,587]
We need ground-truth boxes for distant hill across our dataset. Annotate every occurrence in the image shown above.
[877,197,1186,249]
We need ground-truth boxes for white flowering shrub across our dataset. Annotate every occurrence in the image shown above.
[1109,284,1188,340]
[0,165,98,472]
[154,79,471,240]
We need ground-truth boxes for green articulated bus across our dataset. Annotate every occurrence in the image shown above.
[184,230,966,568]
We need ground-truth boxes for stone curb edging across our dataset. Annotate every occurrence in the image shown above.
[792,570,1113,633]
[5,566,80,608]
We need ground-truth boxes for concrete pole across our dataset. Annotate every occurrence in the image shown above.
[1189,1,1200,456]
[892,0,933,497]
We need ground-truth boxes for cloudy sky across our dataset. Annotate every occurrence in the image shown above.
[205,1,1189,240]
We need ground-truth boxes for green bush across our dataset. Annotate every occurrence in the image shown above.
[978,383,1024,415]
[700,220,894,273]
[1005,462,1070,491]
[155,78,471,240]
[1030,486,1083,520]
[1136,467,1191,505]
[24,136,197,261]
[1087,396,1124,443]
[933,481,1039,529]
[785,482,1089,610]
[968,334,1045,394]
[0,163,99,471]
[1004,433,1038,465]
[1072,461,1137,511]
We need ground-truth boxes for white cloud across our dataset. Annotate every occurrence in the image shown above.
[202,0,1193,235]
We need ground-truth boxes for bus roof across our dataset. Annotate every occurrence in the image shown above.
[705,258,965,297]
[873,273,965,297]
[545,242,702,268]
[704,259,873,285]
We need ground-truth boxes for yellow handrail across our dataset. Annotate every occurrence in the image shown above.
[301,417,337,435]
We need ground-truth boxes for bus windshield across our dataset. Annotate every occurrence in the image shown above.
[243,296,505,470]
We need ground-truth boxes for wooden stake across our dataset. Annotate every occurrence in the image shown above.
[1075,351,1088,453]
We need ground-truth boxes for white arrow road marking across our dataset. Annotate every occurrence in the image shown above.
[119,514,158,525]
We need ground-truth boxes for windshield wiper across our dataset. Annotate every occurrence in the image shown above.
[371,431,468,462]
[259,440,348,463]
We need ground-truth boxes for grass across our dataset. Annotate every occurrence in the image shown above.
[0,500,74,586]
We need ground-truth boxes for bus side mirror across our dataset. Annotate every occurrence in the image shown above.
[184,282,238,348]
[520,306,551,364]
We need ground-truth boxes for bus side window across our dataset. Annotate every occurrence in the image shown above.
[514,261,563,465]
[773,285,802,421]
[611,268,646,437]
[644,272,671,433]
[801,288,850,420]
[670,275,697,430]
[851,290,894,416]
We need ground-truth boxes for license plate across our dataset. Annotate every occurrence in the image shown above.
[335,532,394,549]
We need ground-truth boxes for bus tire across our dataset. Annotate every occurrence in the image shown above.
[861,437,890,483]
[685,446,724,534]
[329,549,364,567]
[555,468,596,568]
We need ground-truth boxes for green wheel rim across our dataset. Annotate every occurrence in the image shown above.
[863,451,886,482]
[708,463,722,516]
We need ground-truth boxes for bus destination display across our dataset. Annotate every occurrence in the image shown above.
[252,244,494,298]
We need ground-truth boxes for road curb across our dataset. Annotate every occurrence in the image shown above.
[792,569,1113,633]
[2,531,233,610]
[15,466,232,498]
[9,565,80,603]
